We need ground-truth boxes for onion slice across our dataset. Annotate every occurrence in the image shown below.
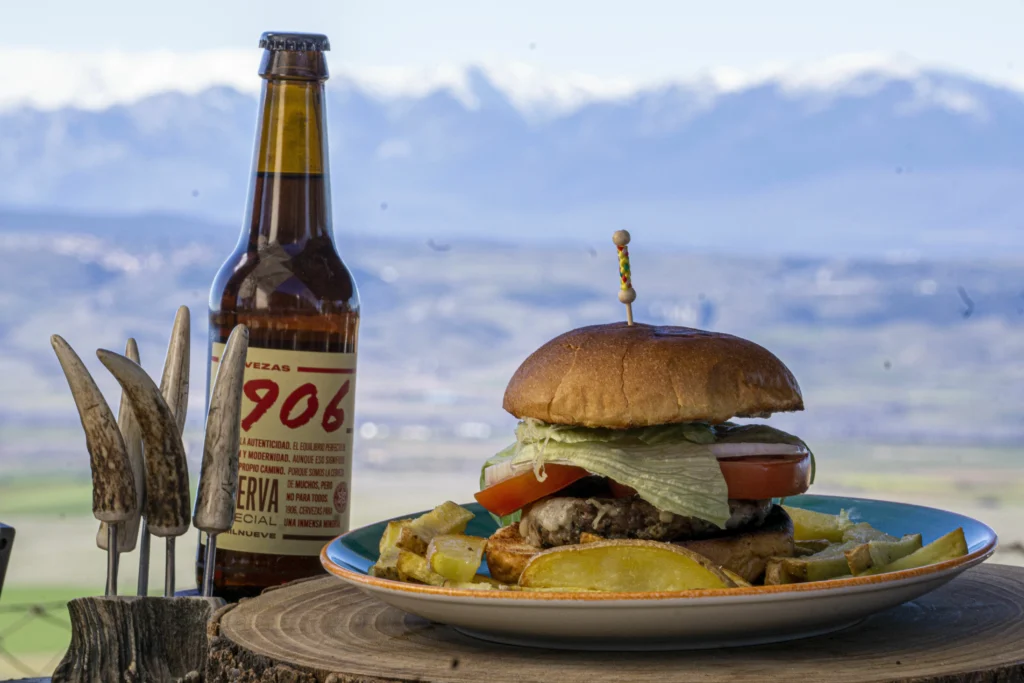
[482,459,533,488]
[709,442,808,459]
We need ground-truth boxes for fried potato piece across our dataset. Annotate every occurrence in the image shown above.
[441,581,601,593]
[677,505,794,584]
[842,522,898,544]
[395,525,429,555]
[795,539,833,554]
[369,518,415,579]
[398,501,475,555]
[782,506,852,542]
[443,575,516,590]
[369,547,401,580]
[859,528,968,576]
[777,541,859,582]
[763,558,796,585]
[379,518,413,551]
[721,568,753,587]
[519,540,736,591]
[426,534,488,583]
[844,534,923,575]
[485,524,539,584]
[396,550,447,586]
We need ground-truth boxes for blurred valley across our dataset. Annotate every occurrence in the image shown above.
[1,209,1023,477]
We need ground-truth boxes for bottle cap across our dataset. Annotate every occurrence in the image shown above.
[258,32,330,52]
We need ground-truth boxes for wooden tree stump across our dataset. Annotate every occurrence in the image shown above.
[206,564,1024,683]
[51,596,224,683]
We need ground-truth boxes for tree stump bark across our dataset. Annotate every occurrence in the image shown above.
[205,563,1024,683]
[51,596,224,683]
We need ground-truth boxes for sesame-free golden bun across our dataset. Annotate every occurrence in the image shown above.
[502,322,803,428]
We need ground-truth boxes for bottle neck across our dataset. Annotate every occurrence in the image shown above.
[243,57,333,248]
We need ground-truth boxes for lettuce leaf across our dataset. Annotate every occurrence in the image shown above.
[516,418,717,446]
[510,438,731,528]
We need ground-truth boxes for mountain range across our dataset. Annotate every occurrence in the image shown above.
[2,58,1024,258]
[2,57,1024,474]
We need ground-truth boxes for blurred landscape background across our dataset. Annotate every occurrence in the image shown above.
[2,0,1024,677]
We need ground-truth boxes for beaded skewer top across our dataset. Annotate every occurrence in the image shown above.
[613,230,636,325]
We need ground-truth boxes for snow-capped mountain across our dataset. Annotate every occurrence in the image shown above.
[2,52,1024,257]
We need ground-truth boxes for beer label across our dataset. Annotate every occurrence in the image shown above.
[209,344,356,556]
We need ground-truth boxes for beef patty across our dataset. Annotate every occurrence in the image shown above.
[519,496,773,548]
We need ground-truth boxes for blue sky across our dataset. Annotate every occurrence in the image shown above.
[4,0,1024,84]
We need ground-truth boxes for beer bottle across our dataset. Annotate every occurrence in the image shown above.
[197,31,360,601]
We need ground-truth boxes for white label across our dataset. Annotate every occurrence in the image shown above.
[209,344,356,556]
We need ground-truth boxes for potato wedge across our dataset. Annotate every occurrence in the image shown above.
[485,524,538,584]
[443,575,517,591]
[443,581,503,591]
[519,540,736,591]
[842,522,897,544]
[379,519,413,552]
[396,550,447,586]
[467,574,507,587]
[721,568,753,587]
[794,539,833,554]
[395,525,429,555]
[426,534,488,583]
[369,518,415,578]
[763,558,796,585]
[859,528,968,576]
[369,547,401,580]
[781,541,859,582]
[844,534,923,575]
[782,506,852,542]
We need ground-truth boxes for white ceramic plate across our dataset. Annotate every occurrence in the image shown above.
[321,495,997,650]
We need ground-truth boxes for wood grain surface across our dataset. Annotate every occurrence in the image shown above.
[206,563,1024,683]
[50,595,222,683]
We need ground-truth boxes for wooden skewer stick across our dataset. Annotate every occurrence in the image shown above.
[613,230,636,325]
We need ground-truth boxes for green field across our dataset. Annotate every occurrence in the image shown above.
[0,585,88,679]
[0,476,94,516]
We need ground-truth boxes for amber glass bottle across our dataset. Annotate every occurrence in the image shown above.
[196,31,360,601]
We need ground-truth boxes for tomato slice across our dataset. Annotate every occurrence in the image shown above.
[717,453,811,500]
[474,453,811,516]
[607,454,810,500]
[608,480,637,498]
[474,464,590,516]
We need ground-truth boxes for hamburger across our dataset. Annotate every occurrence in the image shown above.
[474,322,813,584]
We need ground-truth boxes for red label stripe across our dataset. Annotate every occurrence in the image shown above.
[297,367,355,374]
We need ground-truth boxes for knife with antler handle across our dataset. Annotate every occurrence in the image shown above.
[96,339,145,584]
[194,324,249,596]
[51,335,137,597]
[154,306,190,596]
[160,306,190,435]
[98,347,190,598]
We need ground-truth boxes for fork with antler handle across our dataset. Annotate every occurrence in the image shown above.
[50,335,137,596]
[53,308,248,598]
